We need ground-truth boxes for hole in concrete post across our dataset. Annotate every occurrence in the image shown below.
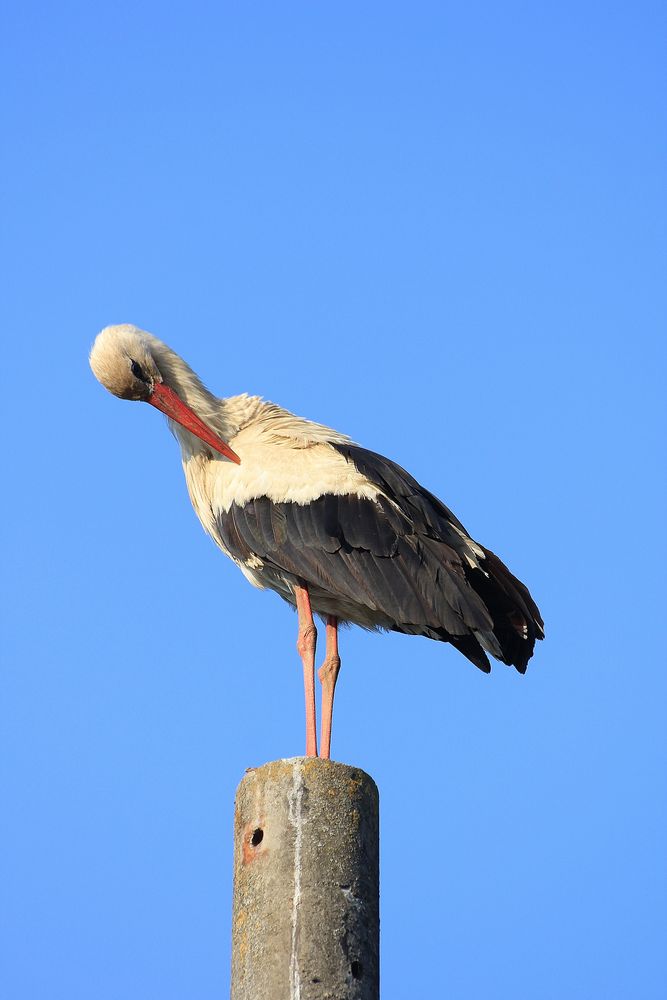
[351,960,363,979]
[250,828,264,847]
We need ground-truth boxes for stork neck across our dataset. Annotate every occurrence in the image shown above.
[142,335,239,446]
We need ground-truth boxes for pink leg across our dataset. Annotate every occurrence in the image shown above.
[318,616,341,761]
[294,583,318,757]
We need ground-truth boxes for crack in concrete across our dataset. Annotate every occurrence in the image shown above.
[288,762,305,1000]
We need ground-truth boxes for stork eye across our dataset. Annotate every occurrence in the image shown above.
[130,360,147,381]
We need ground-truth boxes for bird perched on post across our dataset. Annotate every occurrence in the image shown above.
[90,324,544,759]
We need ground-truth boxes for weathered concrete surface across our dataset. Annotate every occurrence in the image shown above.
[231,758,379,1000]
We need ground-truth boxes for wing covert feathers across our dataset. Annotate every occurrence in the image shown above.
[216,443,544,674]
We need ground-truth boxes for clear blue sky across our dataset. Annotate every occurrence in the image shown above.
[2,3,665,997]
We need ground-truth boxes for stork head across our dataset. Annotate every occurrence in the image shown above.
[90,324,161,402]
[89,324,241,463]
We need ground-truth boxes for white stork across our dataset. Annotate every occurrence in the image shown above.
[90,324,544,759]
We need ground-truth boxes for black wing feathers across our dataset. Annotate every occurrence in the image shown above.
[217,443,543,673]
[331,445,543,672]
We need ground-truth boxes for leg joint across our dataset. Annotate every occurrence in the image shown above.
[318,653,341,686]
[297,623,317,658]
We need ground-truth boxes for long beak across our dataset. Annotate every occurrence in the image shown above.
[148,382,241,464]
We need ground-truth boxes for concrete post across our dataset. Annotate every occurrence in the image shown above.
[231,758,379,1000]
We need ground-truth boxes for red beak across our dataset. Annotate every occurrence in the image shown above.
[148,382,241,464]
